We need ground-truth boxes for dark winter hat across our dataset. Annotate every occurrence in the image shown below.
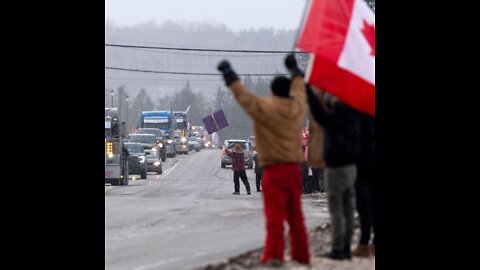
[271,76,291,98]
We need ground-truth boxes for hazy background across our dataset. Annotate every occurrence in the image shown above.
[105,0,308,102]
[105,0,375,140]
[105,0,307,32]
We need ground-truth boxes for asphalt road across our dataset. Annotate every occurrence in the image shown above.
[105,149,329,270]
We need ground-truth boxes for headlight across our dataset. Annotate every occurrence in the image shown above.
[159,143,163,148]
[181,137,187,142]
[154,161,160,166]
[167,139,173,144]
[139,156,145,163]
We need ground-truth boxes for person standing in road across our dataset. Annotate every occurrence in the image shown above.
[253,151,263,192]
[225,144,251,195]
[217,54,310,267]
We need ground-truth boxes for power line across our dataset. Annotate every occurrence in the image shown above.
[105,76,221,82]
[105,66,288,76]
[109,46,284,57]
[105,43,307,54]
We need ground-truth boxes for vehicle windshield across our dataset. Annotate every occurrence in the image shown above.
[193,137,202,142]
[146,151,159,159]
[144,122,170,130]
[128,134,156,144]
[124,143,144,154]
[227,142,247,150]
[136,128,165,138]
[105,123,119,137]
[177,138,187,145]
[175,120,187,129]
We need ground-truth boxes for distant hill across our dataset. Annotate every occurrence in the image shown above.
[105,20,297,102]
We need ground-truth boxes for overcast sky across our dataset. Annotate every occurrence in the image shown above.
[105,0,308,31]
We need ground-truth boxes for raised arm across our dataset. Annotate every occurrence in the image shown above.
[217,61,269,122]
[306,84,327,126]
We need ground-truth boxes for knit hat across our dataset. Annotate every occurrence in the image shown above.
[271,76,291,98]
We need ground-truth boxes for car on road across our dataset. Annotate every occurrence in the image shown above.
[189,137,201,152]
[124,142,148,179]
[135,128,167,161]
[220,139,253,169]
[191,136,204,149]
[176,136,189,154]
[164,138,177,158]
[128,133,160,154]
[145,150,162,174]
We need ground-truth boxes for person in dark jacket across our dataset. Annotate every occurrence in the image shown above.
[352,114,375,257]
[253,152,263,192]
[225,144,251,195]
[306,85,361,260]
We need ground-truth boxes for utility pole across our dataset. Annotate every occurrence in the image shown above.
[125,95,129,131]
[110,89,114,108]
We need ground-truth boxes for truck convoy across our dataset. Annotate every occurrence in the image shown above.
[105,108,129,186]
[139,109,197,156]
[204,132,219,149]
[173,111,188,135]
[140,111,177,158]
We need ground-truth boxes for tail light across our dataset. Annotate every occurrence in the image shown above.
[248,149,253,157]
[221,148,225,156]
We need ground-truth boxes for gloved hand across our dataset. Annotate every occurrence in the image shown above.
[305,82,313,94]
[217,60,239,86]
[285,53,304,77]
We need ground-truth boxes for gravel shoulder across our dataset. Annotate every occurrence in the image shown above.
[193,193,375,270]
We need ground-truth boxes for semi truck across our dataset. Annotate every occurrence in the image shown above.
[140,111,177,157]
[105,108,129,185]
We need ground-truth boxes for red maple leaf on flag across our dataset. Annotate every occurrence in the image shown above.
[361,20,375,56]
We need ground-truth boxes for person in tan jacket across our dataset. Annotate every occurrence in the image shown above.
[217,54,310,266]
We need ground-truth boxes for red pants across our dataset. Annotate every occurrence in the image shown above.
[261,163,310,264]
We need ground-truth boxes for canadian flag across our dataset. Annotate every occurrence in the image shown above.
[297,0,375,116]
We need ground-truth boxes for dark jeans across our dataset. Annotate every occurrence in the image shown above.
[355,161,374,245]
[301,163,313,194]
[301,164,324,193]
[234,170,250,193]
[256,173,263,191]
[311,168,324,192]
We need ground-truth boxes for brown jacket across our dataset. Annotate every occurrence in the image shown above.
[228,76,306,167]
[307,88,326,169]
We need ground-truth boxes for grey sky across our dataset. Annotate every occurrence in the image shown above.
[105,0,308,31]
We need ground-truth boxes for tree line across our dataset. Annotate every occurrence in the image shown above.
[106,75,273,143]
